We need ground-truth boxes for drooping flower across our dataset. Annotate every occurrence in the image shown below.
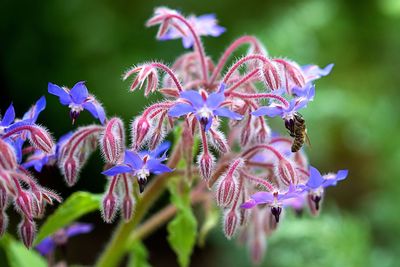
[301,63,334,83]
[252,83,315,119]
[102,142,172,192]
[48,81,106,124]
[35,223,93,256]
[159,13,226,48]
[168,85,242,131]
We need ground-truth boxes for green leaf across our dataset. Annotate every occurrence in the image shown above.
[167,181,197,267]
[128,240,152,267]
[34,191,101,245]
[0,234,46,267]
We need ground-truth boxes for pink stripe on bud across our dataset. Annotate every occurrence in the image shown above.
[275,159,298,187]
[18,217,36,248]
[197,152,215,180]
[260,61,282,91]
[102,193,118,223]
[215,158,244,207]
[62,157,80,186]
[101,118,125,164]
[240,117,253,147]
[29,126,54,153]
[15,191,33,219]
[0,182,7,209]
[0,139,17,170]
[209,129,229,154]
[0,211,8,237]
[131,116,152,150]
[121,196,135,221]
[223,208,240,239]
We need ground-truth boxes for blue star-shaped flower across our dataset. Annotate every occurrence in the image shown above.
[168,86,242,131]
[305,166,348,190]
[102,142,173,192]
[48,81,106,124]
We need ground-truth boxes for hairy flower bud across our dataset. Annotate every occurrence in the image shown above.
[197,152,215,180]
[223,208,240,239]
[0,182,8,209]
[0,139,17,170]
[215,158,244,207]
[209,129,229,154]
[101,118,125,164]
[15,191,33,219]
[61,156,80,186]
[123,64,159,96]
[0,211,8,237]
[249,230,267,265]
[260,61,281,91]
[131,116,152,150]
[122,196,135,221]
[29,125,54,153]
[18,218,36,248]
[275,159,298,187]
[102,193,118,223]
[274,59,306,92]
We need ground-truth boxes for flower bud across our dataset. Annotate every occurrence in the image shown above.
[223,208,240,239]
[122,196,135,221]
[209,129,229,154]
[29,125,54,153]
[61,156,80,186]
[249,232,266,266]
[102,193,118,223]
[0,139,17,170]
[260,62,281,91]
[15,191,33,219]
[18,218,36,248]
[101,118,125,164]
[0,211,8,237]
[197,152,215,180]
[216,174,238,207]
[0,182,8,209]
[131,116,152,150]
[275,159,298,187]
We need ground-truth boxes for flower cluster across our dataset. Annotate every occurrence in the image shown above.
[1,7,348,265]
[0,98,61,248]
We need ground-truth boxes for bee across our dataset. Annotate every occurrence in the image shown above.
[284,112,310,152]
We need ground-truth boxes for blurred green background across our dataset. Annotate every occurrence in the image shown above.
[1,0,400,266]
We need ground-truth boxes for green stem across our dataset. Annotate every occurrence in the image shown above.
[95,143,182,267]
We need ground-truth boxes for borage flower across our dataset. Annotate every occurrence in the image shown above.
[168,86,242,131]
[252,83,315,120]
[102,142,172,192]
[35,223,93,256]
[48,81,106,124]
[160,13,226,48]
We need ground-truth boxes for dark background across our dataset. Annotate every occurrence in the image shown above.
[1,0,400,266]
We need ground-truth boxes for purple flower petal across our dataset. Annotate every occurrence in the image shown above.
[102,165,132,176]
[35,237,56,256]
[302,63,334,82]
[336,170,349,181]
[250,191,274,204]
[70,81,89,104]
[252,106,283,117]
[66,223,93,237]
[124,150,143,170]
[48,82,71,105]
[22,96,46,123]
[214,107,243,120]
[240,199,257,209]
[1,104,15,126]
[206,92,224,109]
[180,90,204,108]
[147,159,172,174]
[150,141,171,158]
[307,167,325,189]
[83,101,106,124]
[168,103,195,117]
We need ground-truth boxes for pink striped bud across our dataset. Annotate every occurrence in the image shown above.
[131,116,152,150]
[159,88,180,98]
[249,233,267,265]
[15,191,33,219]
[0,211,8,237]
[274,59,306,92]
[307,192,323,216]
[209,129,229,154]
[121,196,135,221]
[255,124,271,144]
[260,62,282,91]
[149,127,165,151]
[102,193,118,223]
[275,159,298,187]
[0,182,8,209]
[240,117,253,147]
[101,118,125,164]
[215,158,244,207]
[61,156,80,186]
[223,208,240,239]
[123,64,159,96]
[29,125,54,153]
[18,218,36,248]
[0,139,17,170]
[197,152,215,180]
